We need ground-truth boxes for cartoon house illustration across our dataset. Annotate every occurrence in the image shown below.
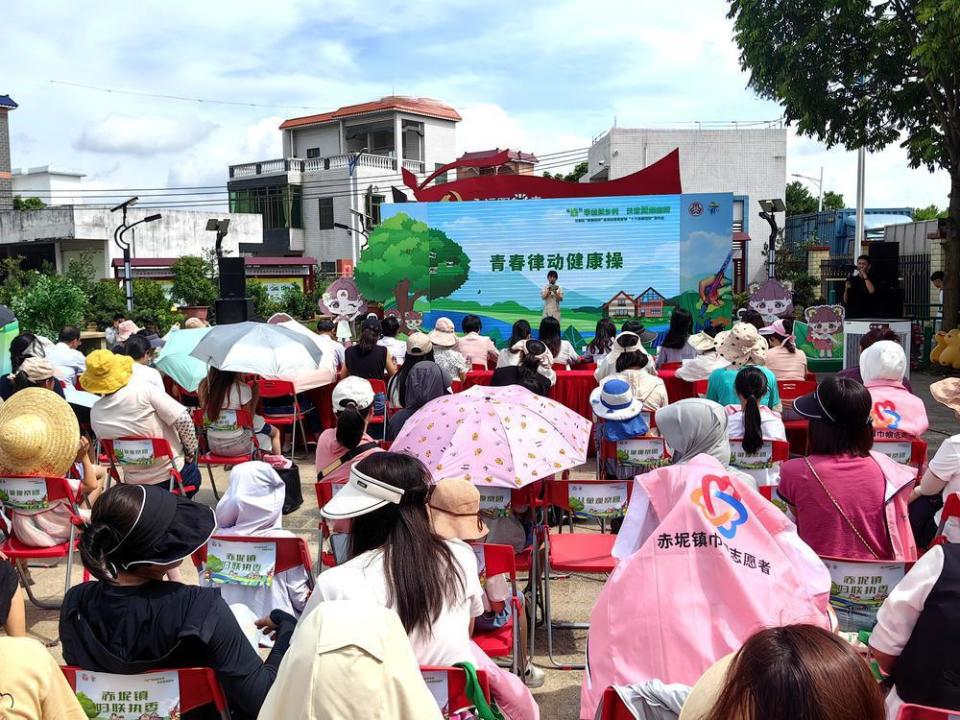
[635,287,666,318]
[604,291,636,319]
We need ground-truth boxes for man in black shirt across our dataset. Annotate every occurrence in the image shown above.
[843,254,876,319]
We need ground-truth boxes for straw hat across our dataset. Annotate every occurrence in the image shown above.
[428,317,457,348]
[932,378,960,422]
[715,323,767,367]
[428,478,489,541]
[677,653,735,720]
[79,349,134,395]
[0,387,80,477]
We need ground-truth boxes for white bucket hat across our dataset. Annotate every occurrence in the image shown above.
[589,376,644,421]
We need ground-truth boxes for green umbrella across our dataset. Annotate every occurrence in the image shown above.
[154,327,211,392]
[0,310,18,377]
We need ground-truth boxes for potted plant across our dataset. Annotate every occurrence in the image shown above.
[170,256,219,321]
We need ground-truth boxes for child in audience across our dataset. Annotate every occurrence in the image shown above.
[725,366,786,487]
[676,330,729,382]
[199,367,282,457]
[457,314,499,369]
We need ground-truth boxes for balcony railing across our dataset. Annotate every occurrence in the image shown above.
[230,153,425,179]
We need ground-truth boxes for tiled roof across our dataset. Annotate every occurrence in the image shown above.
[0,95,18,109]
[459,148,539,164]
[280,96,460,130]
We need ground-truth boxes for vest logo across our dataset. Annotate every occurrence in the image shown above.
[691,474,749,540]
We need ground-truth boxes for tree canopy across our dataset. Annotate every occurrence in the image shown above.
[543,161,589,182]
[913,203,948,221]
[13,196,45,210]
[785,181,846,216]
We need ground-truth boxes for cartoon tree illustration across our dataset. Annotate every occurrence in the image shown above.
[354,213,470,321]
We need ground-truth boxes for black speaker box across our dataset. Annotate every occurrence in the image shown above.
[215,298,254,324]
[218,257,247,299]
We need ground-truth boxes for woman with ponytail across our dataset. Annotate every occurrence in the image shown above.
[314,376,381,483]
[725,366,786,486]
[759,317,808,381]
[60,484,296,720]
[491,339,553,396]
[300,452,539,719]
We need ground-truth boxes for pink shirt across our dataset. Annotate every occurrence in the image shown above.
[456,333,498,369]
[779,454,894,560]
[763,345,808,381]
[314,428,380,484]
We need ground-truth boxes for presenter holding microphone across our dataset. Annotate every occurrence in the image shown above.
[843,254,876,319]
[541,270,564,321]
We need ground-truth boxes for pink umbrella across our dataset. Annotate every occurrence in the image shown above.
[391,384,591,488]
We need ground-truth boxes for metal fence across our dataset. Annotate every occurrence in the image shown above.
[900,253,933,320]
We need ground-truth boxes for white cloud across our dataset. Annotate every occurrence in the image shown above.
[75,114,218,156]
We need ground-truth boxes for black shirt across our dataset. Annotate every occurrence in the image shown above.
[60,580,295,720]
[844,275,874,319]
[344,345,388,381]
[490,366,551,396]
[0,561,17,627]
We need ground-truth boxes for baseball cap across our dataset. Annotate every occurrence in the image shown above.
[320,464,405,520]
[331,376,375,412]
[406,332,433,357]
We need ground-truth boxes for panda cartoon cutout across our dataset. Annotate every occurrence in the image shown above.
[744,279,794,325]
[320,278,368,343]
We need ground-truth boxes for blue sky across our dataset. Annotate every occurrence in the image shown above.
[1,0,950,210]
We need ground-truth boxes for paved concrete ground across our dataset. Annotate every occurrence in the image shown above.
[13,369,960,719]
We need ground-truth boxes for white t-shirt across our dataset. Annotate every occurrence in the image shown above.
[378,336,407,365]
[303,538,484,667]
[317,334,346,373]
[925,435,960,542]
[725,406,787,487]
[131,362,165,391]
[869,544,945,718]
[552,340,579,368]
[46,342,86,385]
[91,382,188,485]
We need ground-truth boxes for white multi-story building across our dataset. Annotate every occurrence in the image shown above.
[12,166,86,206]
[228,96,461,269]
[587,126,787,283]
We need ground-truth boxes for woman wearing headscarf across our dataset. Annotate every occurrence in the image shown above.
[258,602,442,720]
[386,363,448,441]
[860,340,928,438]
[656,398,738,469]
[209,462,311,619]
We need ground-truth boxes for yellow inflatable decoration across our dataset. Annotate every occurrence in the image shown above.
[938,329,960,369]
[932,331,949,364]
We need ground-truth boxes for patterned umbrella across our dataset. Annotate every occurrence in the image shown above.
[391,384,591,488]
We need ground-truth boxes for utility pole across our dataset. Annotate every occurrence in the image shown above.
[854,148,866,261]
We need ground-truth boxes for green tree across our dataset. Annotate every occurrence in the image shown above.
[12,274,87,339]
[786,181,818,216]
[822,190,845,211]
[12,195,45,210]
[131,280,181,334]
[543,161,589,182]
[170,255,219,307]
[728,0,960,328]
[65,252,97,297]
[913,203,948,221]
[354,212,470,317]
[87,280,126,329]
[0,256,41,307]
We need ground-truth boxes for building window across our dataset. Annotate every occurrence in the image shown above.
[228,185,302,230]
[318,197,335,230]
[306,148,321,159]
[365,194,384,229]
[433,162,448,186]
[733,199,745,232]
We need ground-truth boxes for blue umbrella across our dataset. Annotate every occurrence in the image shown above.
[154,327,211,392]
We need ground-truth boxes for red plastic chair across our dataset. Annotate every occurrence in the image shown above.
[100,437,186,495]
[0,475,87,609]
[192,534,314,580]
[542,478,629,668]
[368,377,388,441]
[779,379,817,455]
[255,378,309,457]
[469,543,522,673]
[935,492,960,543]
[315,481,348,571]
[471,362,488,372]
[693,379,708,397]
[598,687,636,719]
[728,438,790,486]
[420,666,491,716]
[60,666,231,719]
[897,703,960,719]
[191,408,258,500]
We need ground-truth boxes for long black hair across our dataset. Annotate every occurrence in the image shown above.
[507,319,531,347]
[538,316,563,357]
[587,319,616,356]
[201,367,239,423]
[355,318,381,354]
[662,308,693,350]
[735,366,768,454]
[9,333,42,373]
[348,453,465,635]
[517,339,547,392]
[616,349,649,372]
[335,396,373,449]
[808,377,874,457]
[78,485,146,582]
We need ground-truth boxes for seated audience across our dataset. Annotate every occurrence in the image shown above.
[778,377,916,561]
[706,323,781,412]
[596,329,657,381]
[681,625,884,720]
[316,318,346,374]
[82,349,202,495]
[46,325,86,386]
[257,602,443,720]
[915,378,960,542]
[315,377,381,483]
[377,315,406,366]
[737,307,767,334]
[387,332,452,405]
[61,484,296,720]
[725,366,787,487]
[675,330,730,382]
[0,635,88,719]
[116,319,141,345]
[758,317,808,381]
[429,317,470,381]
[861,339,928,438]
[497,319,532,368]
[870,543,960,715]
[456,314,499,369]
[539,315,579,368]
[0,333,64,400]
[656,308,697,368]
[104,313,125,346]
[583,318,617,365]
[837,327,914,392]
[11,355,58,393]
[342,316,397,382]
[209,462,311,618]
[386,362,447,441]
[616,344,668,410]
[301,453,539,720]
[491,339,554,396]
[124,333,165,390]
[198,367,282,457]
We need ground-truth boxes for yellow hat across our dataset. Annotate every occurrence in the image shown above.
[79,349,134,395]
[0,388,80,477]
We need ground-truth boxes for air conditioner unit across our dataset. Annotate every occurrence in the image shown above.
[842,319,912,379]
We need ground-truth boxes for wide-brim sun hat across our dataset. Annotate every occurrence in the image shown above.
[320,465,405,520]
[428,318,457,348]
[103,484,215,572]
[590,375,644,421]
[715,323,767,367]
[0,387,80,477]
[932,378,960,422]
[428,477,489,541]
[79,349,134,395]
[117,320,141,343]
[332,376,375,412]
